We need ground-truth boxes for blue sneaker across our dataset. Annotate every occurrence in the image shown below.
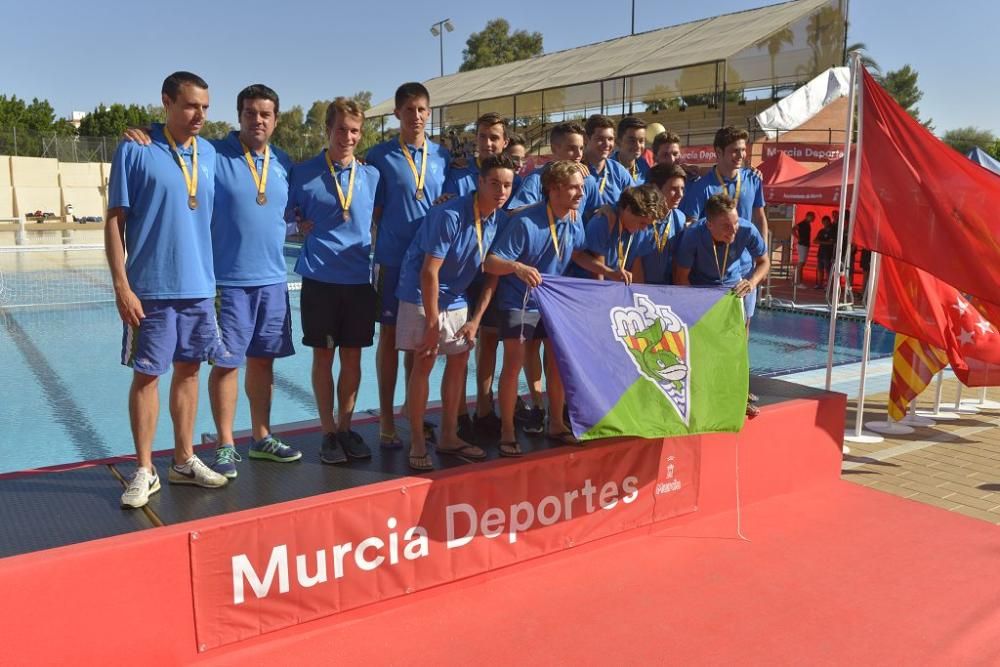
[249,435,302,463]
[211,445,241,479]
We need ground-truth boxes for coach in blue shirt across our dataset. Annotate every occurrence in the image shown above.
[106,71,228,510]
[366,82,450,446]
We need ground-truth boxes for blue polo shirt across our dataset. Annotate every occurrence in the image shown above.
[108,123,216,300]
[443,160,477,197]
[287,151,379,285]
[674,218,767,287]
[611,151,651,185]
[396,194,502,310]
[679,166,764,222]
[489,203,587,312]
[505,165,598,217]
[211,132,293,287]
[584,212,654,272]
[367,137,450,267]
[585,158,633,211]
[639,208,685,285]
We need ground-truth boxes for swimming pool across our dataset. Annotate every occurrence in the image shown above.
[0,249,893,473]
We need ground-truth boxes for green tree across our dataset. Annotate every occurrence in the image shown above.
[941,126,996,156]
[199,120,234,140]
[757,27,794,97]
[878,65,932,129]
[459,19,543,72]
[351,90,382,158]
[845,41,881,75]
[271,105,307,159]
[78,103,156,137]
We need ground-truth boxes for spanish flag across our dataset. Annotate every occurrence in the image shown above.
[888,334,949,421]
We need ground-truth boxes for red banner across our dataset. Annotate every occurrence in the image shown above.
[760,143,844,163]
[680,145,719,165]
[189,438,700,650]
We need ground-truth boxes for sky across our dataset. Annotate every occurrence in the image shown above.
[1,0,996,135]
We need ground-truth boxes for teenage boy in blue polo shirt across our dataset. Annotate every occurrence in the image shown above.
[120,84,303,478]
[443,111,509,196]
[581,184,666,282]
[612,116,651,185]
[583,114,633,211]
[641,163,688,284]
[503,133,527,202]
[396,155,518,470]
[674,192,770,416]
[106,71,229,509]
[485,161,630,456]
[288,98,380,464]
[367,82,450,448]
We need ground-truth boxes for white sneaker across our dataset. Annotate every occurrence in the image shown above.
[168,454,229,488]
[121,467,161,509]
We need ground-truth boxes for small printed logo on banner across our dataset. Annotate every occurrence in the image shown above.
[610,293,690,424]
[656,456,683,495]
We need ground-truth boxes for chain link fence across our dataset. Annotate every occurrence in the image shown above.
[0,127,119,162]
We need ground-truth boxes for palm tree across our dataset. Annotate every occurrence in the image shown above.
[845,41,881,76]
[756,27,794,99]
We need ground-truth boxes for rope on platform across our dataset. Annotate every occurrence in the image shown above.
[735,437,750,542]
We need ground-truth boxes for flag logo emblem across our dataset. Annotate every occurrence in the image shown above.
[610,293,690,424]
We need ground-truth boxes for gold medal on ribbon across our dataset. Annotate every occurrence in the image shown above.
[325,149,356,223]
[473,193,484,270]
[164,126,199,211]
[545,204,561,261]
[715,167,741,203]
[398,136,427,201]
[240,140,270,206]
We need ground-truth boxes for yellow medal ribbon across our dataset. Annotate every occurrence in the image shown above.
[398,135,427,200]
[616,218,635,270]
[629,161,638,179]
[239,140,270,205]
[164,127,198,210]
[597,163,608,194]
[325,150,356,221]
[472,193,484,270]
[545,204,562,261]
[713,241,731,281]
[652,216,672,254]
[715,166,741,203]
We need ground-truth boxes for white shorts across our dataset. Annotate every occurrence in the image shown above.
[797,244,810,264]
[395,301,473,356]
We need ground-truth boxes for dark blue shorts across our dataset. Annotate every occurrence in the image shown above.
[121,298,219,376]
[212,283,294,368]
[499,309,548,341]
[465,276,499,329]
[375,264,401,325]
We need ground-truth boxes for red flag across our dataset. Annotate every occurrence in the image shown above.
[874,255,1000,386]
[854,68,1000,305]
[887,334,949,421]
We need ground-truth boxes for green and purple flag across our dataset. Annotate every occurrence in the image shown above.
[532,276,748,440]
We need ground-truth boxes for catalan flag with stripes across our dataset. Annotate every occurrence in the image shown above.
[888,334,949,421]
[532,276,747,440]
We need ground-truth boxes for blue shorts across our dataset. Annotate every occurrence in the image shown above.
[375,264,401,326]
[499,309,548,341]
[121,298,220,376]
[212,283,294,368]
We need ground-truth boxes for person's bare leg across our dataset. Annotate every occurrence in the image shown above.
[208,365,239,445]
[245,357,273,441]
[406,352,436,458]
[440,351,479,450]
[524,339,544,408]
[311,348,336,434]
[543,344,568,435]
[376,324,398,435]
[336,347,362,433]
[169,361,201,464]
[499,339,525,443]
[129,371,159,470]
[476,328,500,418]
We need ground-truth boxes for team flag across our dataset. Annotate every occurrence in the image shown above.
[887,334,949,421]
[532,276,748,440]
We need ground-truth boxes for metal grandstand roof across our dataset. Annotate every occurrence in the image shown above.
[368,0,833,117]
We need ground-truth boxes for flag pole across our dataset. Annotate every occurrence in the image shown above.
[917,370,961,420]
[845,250,883,442]
[825,51,860,391]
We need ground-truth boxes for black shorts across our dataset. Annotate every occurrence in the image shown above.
[465,277,499,329]
[499,309,547,341]
[300,278,376,349]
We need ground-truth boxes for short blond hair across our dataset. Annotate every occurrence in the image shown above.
[325,97,365,129]
[540,160,587,197]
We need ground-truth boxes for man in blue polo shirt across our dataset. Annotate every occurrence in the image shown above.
[396,155,518,470]
[367,82,450,448]
[443,111,509,196]
[583,114,633,212]
[120,84,303,478]
[106,71,229,509]
[485,161,629,456]
[674,192,769,416]
[612,116,651,185]
[680,126,769,315]
[288,98,380,465]
[581,184,666,282]
[641,164,688,284]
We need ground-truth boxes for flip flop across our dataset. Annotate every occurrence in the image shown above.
[379,431,403,449]
[408,452,434,471]
[436,443,487,460]
[747,391,759,403]
[745,403,761,419]
[498,441,523,458]
[548,430,582,446]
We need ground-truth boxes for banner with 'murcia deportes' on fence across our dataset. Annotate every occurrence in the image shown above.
[531,276,749,440]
